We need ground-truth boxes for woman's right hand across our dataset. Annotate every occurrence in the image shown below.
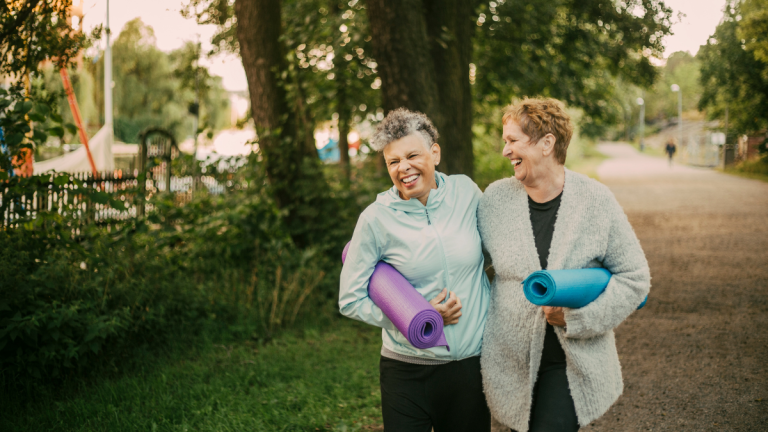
[429,288,462,325]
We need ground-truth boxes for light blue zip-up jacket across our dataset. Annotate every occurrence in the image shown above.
[339,172,491,361]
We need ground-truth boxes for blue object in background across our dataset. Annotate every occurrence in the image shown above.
[317,137,340,162]
[523,268,647,310]
[0,127,13,177]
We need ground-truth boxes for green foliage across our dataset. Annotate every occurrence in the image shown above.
[0,1,92,83]
[282,0,380,124]
[642,52,702,120]
[724,154,768,183]
[0,176,337,383]
[0,86,76,173]
[0,147,396,385]
[698,0,768,135]
[472,0,673,138]
[79,18,230,144]
[739,0,768,72]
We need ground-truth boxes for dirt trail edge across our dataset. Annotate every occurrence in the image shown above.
[579,143,768,431]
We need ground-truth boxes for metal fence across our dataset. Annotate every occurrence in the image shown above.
[676,133,722,167]
[1,168,228,228]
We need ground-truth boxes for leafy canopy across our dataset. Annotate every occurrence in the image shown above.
[472,0,673,138]
[698,0,768,134]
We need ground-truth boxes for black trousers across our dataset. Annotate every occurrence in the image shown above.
[379,355,491,432]
[513,324,580,432]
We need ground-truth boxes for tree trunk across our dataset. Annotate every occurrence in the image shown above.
[366,0,442,127]
[424,0,475,177]
[235,0,328,246]
[366,0,476,178]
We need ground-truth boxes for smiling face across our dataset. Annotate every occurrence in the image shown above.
[383,133,441,205]
[502,120,557,186]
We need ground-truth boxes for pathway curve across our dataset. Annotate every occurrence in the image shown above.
[582,143,768,431]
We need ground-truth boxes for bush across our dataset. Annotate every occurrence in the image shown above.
[0,180,338,384]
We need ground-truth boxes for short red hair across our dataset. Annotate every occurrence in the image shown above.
[502,97,573,165]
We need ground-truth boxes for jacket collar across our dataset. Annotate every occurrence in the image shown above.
[376,171,448,212]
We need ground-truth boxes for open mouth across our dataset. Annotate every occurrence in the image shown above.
[401,174,420,187]
[510,158,522,169]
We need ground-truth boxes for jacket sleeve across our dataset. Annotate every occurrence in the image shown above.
[338,213,397,331]
[563,197,651,339]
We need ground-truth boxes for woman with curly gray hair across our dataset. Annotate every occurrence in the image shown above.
[340,108,492,431]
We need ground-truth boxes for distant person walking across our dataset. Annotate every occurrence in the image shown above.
[665,139,677,167]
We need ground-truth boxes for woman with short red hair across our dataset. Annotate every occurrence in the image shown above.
[478,98,650,432]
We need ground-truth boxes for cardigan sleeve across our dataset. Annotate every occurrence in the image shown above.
[338,212,397,331]
[563,196,651,339]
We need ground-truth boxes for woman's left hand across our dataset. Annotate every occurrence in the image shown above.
[542,306,566,327]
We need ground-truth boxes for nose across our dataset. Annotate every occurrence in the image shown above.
[502,142,513,158]
[399,159,412,173]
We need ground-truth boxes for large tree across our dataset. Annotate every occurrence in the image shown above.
[366,0,476,176]
[233,0,337,246]
[366,0,673,176]
[699,0,768,136]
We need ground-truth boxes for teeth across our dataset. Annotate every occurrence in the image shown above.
[512,159,522,166]
[402,174,419,183]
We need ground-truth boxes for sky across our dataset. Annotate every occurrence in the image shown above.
[81,0,729,92]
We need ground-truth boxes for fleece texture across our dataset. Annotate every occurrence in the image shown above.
[477,169,651,432]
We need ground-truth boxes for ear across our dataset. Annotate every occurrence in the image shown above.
[540,134,557,158]
[431,143,442,166]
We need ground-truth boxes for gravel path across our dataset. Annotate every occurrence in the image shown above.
[581,143,768,431]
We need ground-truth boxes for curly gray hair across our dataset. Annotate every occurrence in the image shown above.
[370,108,439,152]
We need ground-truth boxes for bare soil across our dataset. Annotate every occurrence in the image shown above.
[580,144,768,432]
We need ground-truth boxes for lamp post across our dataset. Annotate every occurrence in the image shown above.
[636,97,645,152]
[671,84,682,148]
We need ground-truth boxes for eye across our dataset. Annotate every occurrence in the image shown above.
[408,154,417,159]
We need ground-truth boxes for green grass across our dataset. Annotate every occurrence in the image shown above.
[1,319,385,432]
[721,167,768,183]
[565,144,607,179]
[721,157,768,183]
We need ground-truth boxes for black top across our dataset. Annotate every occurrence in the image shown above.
[528,193,562,269]
[528,192,567,372]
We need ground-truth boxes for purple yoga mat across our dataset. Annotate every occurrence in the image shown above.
[342,243,449,351]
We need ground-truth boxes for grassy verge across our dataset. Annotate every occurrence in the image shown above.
[565,144,607,179]
[1,319,384,432]
[721,157,768,183]
[721,167,768,183]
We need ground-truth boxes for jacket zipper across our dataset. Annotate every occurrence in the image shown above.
[426,207,455,358]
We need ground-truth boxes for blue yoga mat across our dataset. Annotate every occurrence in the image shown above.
[522,268,647,309]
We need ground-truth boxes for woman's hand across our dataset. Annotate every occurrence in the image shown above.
[430,288,463,325]
[543,306,566,327]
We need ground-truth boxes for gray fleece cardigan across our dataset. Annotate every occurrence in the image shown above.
[478,168,651,432]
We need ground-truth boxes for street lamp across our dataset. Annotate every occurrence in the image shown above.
[671,84,682,148]
[636,97,645,152]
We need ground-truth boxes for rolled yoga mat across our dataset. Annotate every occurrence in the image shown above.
[342,243,449,351]
[522,268,648,310]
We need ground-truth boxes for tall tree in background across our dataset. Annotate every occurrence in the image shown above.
[699,0,768,136]
[473,0,673,139]
[366,0,476,176]
[234,0,337,246]
[366,0,672,176]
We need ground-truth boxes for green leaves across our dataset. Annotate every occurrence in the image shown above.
[53,174,71,187]
[48,126,65,138]
[65,123,79,135]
